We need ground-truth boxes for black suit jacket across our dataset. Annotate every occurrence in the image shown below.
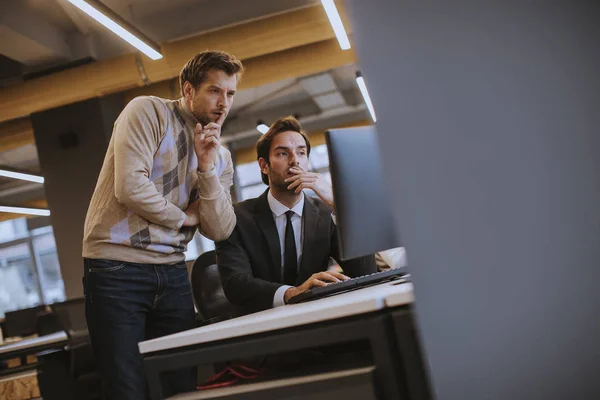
[215,190,377,314]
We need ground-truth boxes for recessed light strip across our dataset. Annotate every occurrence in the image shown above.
[67,0,163,60]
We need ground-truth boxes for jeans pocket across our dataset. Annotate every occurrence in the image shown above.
[88,259,127,273]
[174,262,189,269]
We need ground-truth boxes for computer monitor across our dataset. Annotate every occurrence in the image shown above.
[325,125,401,260]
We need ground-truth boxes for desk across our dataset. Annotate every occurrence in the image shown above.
[0,331,67,360]
[384,286,433,400]
[140,282,415,400]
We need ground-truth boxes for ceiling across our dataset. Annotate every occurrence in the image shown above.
[0,0,368,213]
[0,0,319,77]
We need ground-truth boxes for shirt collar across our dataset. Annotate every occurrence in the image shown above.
[177,98,200,128]
[267,190,304,218]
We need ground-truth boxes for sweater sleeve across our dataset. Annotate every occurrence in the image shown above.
[196,147,236,241]
[113,97,187,229]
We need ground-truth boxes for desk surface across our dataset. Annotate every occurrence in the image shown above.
[139,281,413,355]
[384,281,416,307]
[0,331,67,355]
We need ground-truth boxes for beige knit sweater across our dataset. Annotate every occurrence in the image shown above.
[83,96,235,264]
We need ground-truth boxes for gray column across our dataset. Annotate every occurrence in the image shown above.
[31,94,123,299]
[347,1,600,399]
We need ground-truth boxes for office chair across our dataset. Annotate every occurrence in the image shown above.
[38,298,100,400]
[50,298,89,348]
[191,250,239,324]
[36,310,61,336]
[4,305,46,338]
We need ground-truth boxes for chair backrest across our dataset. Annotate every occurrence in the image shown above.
[4,305,45,338]
[50,298,89,346]
[191,251,238,322]
[36,310,61,336]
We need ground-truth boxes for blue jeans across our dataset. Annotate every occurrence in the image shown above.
[83,258,197,400]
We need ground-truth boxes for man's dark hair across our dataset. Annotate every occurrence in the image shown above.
[179,50,244,95]
[256,116,311,185]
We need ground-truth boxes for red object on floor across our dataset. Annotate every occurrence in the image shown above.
[197,363,266,390]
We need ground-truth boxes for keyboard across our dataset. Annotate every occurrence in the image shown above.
[287,268,410,304]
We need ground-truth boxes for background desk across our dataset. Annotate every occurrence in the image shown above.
[140,282,417,400]
[0,331,67,359]
[0,331,68,383]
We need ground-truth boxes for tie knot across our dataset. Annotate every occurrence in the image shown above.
[285,210,294,221]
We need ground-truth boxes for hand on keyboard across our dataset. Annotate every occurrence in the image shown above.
[287,268,409,304]
[284,271,350,304]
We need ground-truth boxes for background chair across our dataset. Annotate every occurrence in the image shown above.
[191,250,239,324]
[50,298,89,348]
[3,305,46,338]
[38,298,100,400]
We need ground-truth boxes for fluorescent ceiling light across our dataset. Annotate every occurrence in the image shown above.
[321,0,351,50]
[67,0,163,60]
[256,122,270,135]
[356,72,377,122]
[0,169,44,184]
[0,206,51,217]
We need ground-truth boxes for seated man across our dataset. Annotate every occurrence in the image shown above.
[216,116,377,314]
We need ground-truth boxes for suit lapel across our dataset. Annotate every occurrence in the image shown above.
[297,196,321,284]
[252,190,283,283]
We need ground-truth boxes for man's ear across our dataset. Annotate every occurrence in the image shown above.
[182,81,194,100]
[258,157,269,175]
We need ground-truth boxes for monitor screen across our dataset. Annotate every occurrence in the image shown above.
[326,126,401,260]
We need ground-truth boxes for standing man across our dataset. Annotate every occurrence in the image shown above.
[216,116,377,315]
[82,51,244,399]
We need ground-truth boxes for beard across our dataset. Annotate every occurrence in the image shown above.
[269,173,295,193]
[193,110,212,126]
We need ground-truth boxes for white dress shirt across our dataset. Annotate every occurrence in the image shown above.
[268,190,304,307]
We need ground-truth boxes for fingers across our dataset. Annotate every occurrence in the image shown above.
[202,136,219,148]
[204,122,221,138]
[287,175,318,191]
[194,123,203,136]
[326,271,350,281]
[216,111,227,126]
[285,173,317,184]
[310,271,343,284]
[307,279,328,289]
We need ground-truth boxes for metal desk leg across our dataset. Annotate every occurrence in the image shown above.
[369,314,410,400]
[391,310,433,400]
[144,362,165,400]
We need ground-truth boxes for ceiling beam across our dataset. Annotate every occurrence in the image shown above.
[124,38,356,102]
[0,3,350,124]
[0,119,35,152]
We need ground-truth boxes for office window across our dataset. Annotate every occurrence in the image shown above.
[31,228,66,304]
[0,219,66,318]
[0,219,27,243]
[308,144,330,170]
[235,160,267,202]
[0,242,41,317]
[236,161,263,187]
